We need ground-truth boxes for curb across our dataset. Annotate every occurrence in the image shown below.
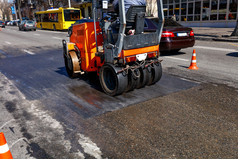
[195,36,214,41]
[195,36,238,42]
[212,38,238,42]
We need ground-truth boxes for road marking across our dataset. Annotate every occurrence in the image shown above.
[9,137,29,149]
[5,41,11,45]
[21,32,26,34]
[163,56,189,62]
[34,33,40,36]
[194,46,237,52]
[23,49,35,55]
[78,133,103,159]
[37,30,66,34]
[0,119,15,130]
[53,37,62,40]
[0,50,7,55]
[229,43,238,47]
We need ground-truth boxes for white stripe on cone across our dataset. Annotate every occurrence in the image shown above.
[0,143,10,154]
[192,60,197,63]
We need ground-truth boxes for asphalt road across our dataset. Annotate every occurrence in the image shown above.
[0,26,238,159]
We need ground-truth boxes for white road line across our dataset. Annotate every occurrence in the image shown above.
[0,119,15,130]
[21,32,26,34]
[23,49,35,55]
[5,41,11,45]
[194,46,237,52]
[37,30,66,34]
[0,50,7,55]
[163,56,189,62]
[52,36,62,40]
[34,33,40,36]
[78,133,103,159]
[10,137,29,149]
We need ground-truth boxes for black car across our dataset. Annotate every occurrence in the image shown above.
[19,20,37,31]
[68,19,94,36]
[144,18,195,53]
[0,21,5,28]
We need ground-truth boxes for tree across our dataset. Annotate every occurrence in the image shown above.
[17,0,22,21]
[0,0,12,21]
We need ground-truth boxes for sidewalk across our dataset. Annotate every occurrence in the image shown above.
[192,27,238,42]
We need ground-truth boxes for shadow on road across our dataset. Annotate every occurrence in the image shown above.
[160,51,186,56]
[227,52,238,57]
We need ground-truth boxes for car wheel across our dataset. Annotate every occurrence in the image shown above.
[34,29,36,31]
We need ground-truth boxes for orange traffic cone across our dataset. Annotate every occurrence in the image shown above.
[188,49,199,70]
[0,132,13,159]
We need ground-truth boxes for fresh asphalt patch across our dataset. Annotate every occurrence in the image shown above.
[0,49,198,119]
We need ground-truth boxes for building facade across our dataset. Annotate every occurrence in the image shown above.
[162,0,238,27]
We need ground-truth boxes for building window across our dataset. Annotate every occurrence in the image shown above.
[194,1,201,21]
[164,4,168,16]
[188,3,194,14]
[229,0,237,20]
[169,4,173,15]
[175,3,179,20]
[181,3,187,15]
[162,0,236,23]
[202,0,210,21]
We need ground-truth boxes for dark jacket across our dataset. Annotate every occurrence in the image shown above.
[112,0,146,13]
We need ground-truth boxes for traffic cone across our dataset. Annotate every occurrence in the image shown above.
[188,49,199,70]
[0,132,13,159]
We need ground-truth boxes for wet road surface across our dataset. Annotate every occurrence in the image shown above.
[0,49,197,119]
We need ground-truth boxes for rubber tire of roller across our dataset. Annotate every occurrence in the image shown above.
[99,64,128,96]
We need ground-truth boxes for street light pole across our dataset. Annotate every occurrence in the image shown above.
[68,0,71,8]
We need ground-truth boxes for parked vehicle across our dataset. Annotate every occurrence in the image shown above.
[7,21,12,26]
[4,21,9,25]
[68,19,94,36]
[35,8,82,31]
[19,20,37,31]
[144,18,195,53]
[0,21,5,28]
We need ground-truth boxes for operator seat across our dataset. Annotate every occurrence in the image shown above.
[126,5,146,34]
[111,5,146,43]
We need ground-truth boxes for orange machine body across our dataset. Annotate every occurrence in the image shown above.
[69,22,160,73]
[70,22,103,72]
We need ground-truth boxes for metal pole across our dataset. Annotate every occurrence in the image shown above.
[92,0,98,52]
[68,0,71,8]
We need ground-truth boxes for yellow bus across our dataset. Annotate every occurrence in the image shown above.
[35,7,82,31]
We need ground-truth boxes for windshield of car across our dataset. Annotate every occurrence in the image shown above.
[151,18,182,27]
[26,21,34,24]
